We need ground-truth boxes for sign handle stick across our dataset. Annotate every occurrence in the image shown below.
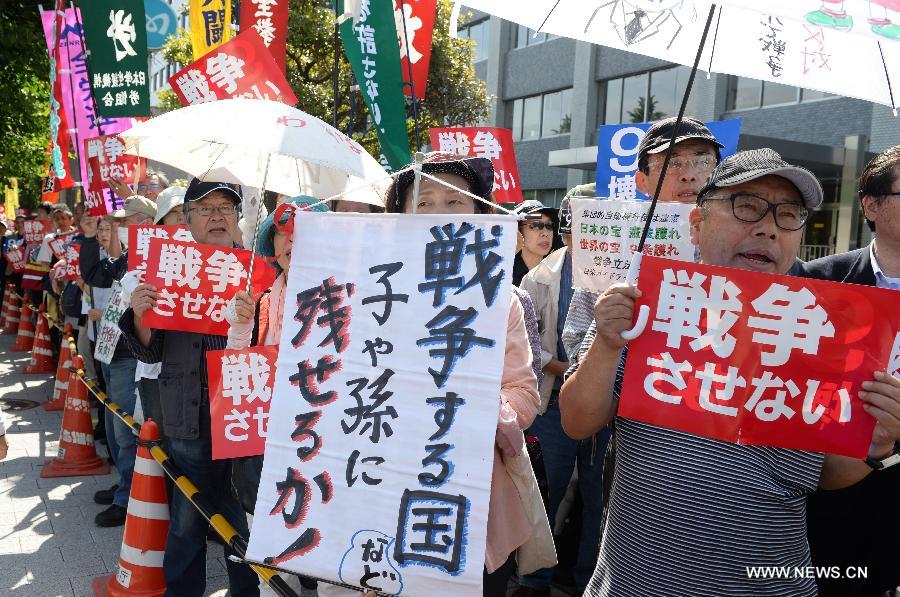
[399,0,421,151]
[620,3,717,341]
[246,153,272,293]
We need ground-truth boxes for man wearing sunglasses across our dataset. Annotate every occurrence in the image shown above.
[802,145,900,597]
[561,149,900,595]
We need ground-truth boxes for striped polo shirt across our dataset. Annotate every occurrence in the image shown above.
[571,322,826,596]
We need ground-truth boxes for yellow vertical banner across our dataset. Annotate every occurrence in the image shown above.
[4,178,19,221]
[189,0,232,60]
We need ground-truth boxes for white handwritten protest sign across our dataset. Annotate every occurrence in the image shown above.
[246,212,516,595]
[571,197,694,292]
[94,281,127,365]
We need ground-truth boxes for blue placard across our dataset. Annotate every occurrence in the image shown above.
[144,0,179,49]
[595,119,741,200]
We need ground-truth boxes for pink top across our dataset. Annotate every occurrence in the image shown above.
[228,285,541,573]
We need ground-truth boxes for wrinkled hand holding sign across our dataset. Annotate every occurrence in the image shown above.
[246,212,516,596]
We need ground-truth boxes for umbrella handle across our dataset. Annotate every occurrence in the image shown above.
[410,151,425,215]
[620,252,648,341]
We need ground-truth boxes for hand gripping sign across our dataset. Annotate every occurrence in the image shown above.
[169,28,298,107]
[619,256,900,458]
[142,238,277,336]
[208,345,278,459]
[429,127,523,204]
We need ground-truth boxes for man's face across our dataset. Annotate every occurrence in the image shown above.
[187,191,238,246]
[37,208,50,219]
[862,165,900,248]
[637,139,718,203]
[52,211,73,231]
[14,218,24,233]
[690,175,805,275]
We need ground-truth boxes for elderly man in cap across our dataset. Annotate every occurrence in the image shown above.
[560,149,900,596]
[80,194,157,527]
[119,179,260,597]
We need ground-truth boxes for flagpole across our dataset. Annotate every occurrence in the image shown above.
[398,0,421,152]
[333,4,340,129]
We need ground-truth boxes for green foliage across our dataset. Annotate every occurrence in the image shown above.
[0,2,51,209]
[157,0,491,159]
[627,95,665,124]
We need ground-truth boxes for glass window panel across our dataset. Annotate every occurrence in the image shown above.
[801,87,832,101]
[622,73,649,123]
[727,76,761,110]
[542,91,561,137]
[558,88,572,134]
[762,80,798,106]
[522,95,542,141]
[649,67,677,120]
[516,24,527,48]
[672,66,700,119]
[604,78,623,124]
[511,99,523,141]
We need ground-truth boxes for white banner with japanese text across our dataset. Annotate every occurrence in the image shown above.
[571,198,694,291]
[246,212,516,595]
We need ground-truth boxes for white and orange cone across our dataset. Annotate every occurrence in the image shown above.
[3,286,20,335]
[93,419,168,596]
[11,301,35,352]
[24,305,56,374]
[43,323,73,411]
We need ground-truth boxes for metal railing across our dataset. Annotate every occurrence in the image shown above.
[798,244,835,261]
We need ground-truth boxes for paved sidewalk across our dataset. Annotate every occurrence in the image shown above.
[0,333,232,596]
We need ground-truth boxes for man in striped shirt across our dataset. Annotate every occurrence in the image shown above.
[561,149,900,596]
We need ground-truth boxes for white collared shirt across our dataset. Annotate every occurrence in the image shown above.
[870,240,900,290]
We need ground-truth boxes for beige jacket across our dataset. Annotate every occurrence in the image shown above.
[519,247,568,413]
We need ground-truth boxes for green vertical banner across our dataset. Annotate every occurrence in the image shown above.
[80,0,151,117]
[338,0,410,171]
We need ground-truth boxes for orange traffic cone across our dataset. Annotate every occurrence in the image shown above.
[1,288,9,326]
[44,323,73,411]
[41,355,111,478]
[24,306,56,374]
[3,287,20,335]
[12,301,35,352]
[93,419,168,597]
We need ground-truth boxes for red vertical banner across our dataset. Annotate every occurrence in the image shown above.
[239,0,289,75]
[429,126,523,203]
[46,1,75,192]
[394,0,436,99]
[208,345,278,459]
[619,256,900,458]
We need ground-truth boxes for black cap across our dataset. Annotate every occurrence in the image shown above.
[184,178,242,204]
[697,149,824,209]
[639,117,724,163]
[389,152,494,212]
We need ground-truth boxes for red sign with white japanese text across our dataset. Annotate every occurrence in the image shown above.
[394,0,436,100]
[429,127,523,204]
[48,231,77,261]
[127,225,193,278]
[208,345,278,459]
[239,0,288,75]
[24,219,51,245]
[169,29,298,107]
[4,245,26,273]
[620,256,900,458]
[142,238,277,336]
[64,243,80,280]
[84,134,147,216]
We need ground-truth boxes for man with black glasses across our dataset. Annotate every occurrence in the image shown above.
[561,149,900,596]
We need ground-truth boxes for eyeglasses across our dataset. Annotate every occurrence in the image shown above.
[188,204,237,217]
[701,193,809,231]
[524,221,554,232]
[652,154,717,173]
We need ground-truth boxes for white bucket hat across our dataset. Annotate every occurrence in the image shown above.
[154,186,187,224]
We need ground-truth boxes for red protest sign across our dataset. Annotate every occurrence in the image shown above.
[169,29,298,107]
[208,345,278,459]
[83,134,147,216]
[619,256,900,458]
[429,126,523,203]
[48,231,77,261]
[394,0,436,100]
[127,225,193,278]
[64,243,80,280]
[24,219,51,245]
[4,245,26,273]
[239,0,288,75]
[142,238,277,336]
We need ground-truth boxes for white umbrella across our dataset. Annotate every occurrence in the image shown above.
[119,98,390,207]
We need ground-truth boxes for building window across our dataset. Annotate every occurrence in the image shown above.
[602,66,699,124]
[725,75,834,110]
[510,88,573,141]
[513,25,555,48]
[460,19,490,62]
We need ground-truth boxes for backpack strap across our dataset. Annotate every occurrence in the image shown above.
[251,290,272,346]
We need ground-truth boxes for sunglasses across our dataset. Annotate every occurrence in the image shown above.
[524,221,554,232]
[273,201,316,237]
